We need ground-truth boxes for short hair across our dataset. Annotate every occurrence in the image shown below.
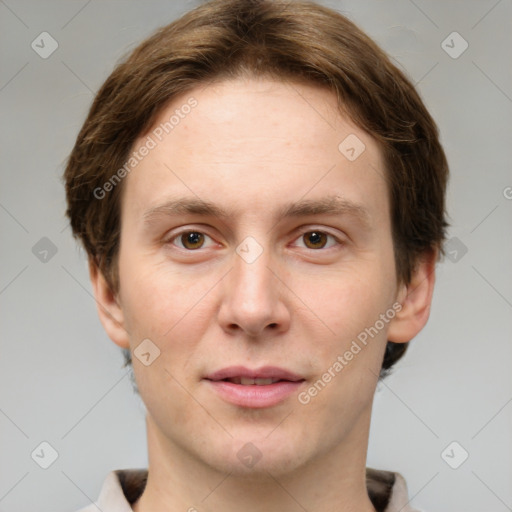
[64,0,449,378]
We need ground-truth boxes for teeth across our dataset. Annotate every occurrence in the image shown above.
[229,377,278,385]
[254,377,274,386]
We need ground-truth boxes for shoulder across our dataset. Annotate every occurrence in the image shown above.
[71,469,147,512]
[366,468,424,512]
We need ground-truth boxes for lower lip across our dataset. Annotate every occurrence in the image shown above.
[205,380,304,408]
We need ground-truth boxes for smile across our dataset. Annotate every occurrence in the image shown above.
[204,366,305,408]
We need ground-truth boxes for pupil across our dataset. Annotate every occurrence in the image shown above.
[306,231,325,248]
[184,232,203,248]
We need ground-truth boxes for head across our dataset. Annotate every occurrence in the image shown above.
[64,0,448,477]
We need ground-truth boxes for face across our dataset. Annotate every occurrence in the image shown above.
[104,77,409,476]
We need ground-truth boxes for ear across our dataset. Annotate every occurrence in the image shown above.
[88,259,130,349]
[387,248,437,343]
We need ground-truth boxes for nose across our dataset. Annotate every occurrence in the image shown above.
[217,244,291,338]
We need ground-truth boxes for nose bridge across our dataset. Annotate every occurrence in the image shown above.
[218,236,289,336]
[231,240,275,309]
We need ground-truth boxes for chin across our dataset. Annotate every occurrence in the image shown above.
[200,429,312,478]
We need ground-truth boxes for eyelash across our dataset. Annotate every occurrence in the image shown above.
[165,228,343,251]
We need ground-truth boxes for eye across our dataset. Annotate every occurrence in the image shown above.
[294,230,340,250]
[169,231,215,250]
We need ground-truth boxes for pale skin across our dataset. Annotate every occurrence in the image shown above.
[90,77,436,511]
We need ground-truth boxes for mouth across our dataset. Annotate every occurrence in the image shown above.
[219,377,285,385]
[204,366,305,408]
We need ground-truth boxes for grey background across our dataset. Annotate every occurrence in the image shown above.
[1,1,511,511]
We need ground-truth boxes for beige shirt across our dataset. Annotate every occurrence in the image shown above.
[75,468,420,512]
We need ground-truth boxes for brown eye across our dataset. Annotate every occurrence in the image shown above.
[302,231,328,249]
[180,231,205,250]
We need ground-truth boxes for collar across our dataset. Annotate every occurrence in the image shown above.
[80,467,418,512]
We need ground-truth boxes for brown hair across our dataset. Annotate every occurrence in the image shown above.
[64,0,449,378]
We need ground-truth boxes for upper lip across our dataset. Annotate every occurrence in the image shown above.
[205,366,304,382]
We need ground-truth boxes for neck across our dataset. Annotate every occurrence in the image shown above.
[133,410,377,512]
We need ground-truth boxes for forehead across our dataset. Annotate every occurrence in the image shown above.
[123,77,388,226]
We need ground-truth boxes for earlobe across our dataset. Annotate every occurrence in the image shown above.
[387,249,437,344]
[88,259,130,349]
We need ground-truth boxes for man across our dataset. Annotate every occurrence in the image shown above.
[64,0,449,510]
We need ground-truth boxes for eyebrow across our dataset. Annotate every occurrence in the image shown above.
[143,195,371,228]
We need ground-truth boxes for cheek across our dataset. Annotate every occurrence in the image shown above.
[301,264,395,340]
[117,257,222,394]
[300,273,391,399]
[294,256,397,400]
[118,250,205,338]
